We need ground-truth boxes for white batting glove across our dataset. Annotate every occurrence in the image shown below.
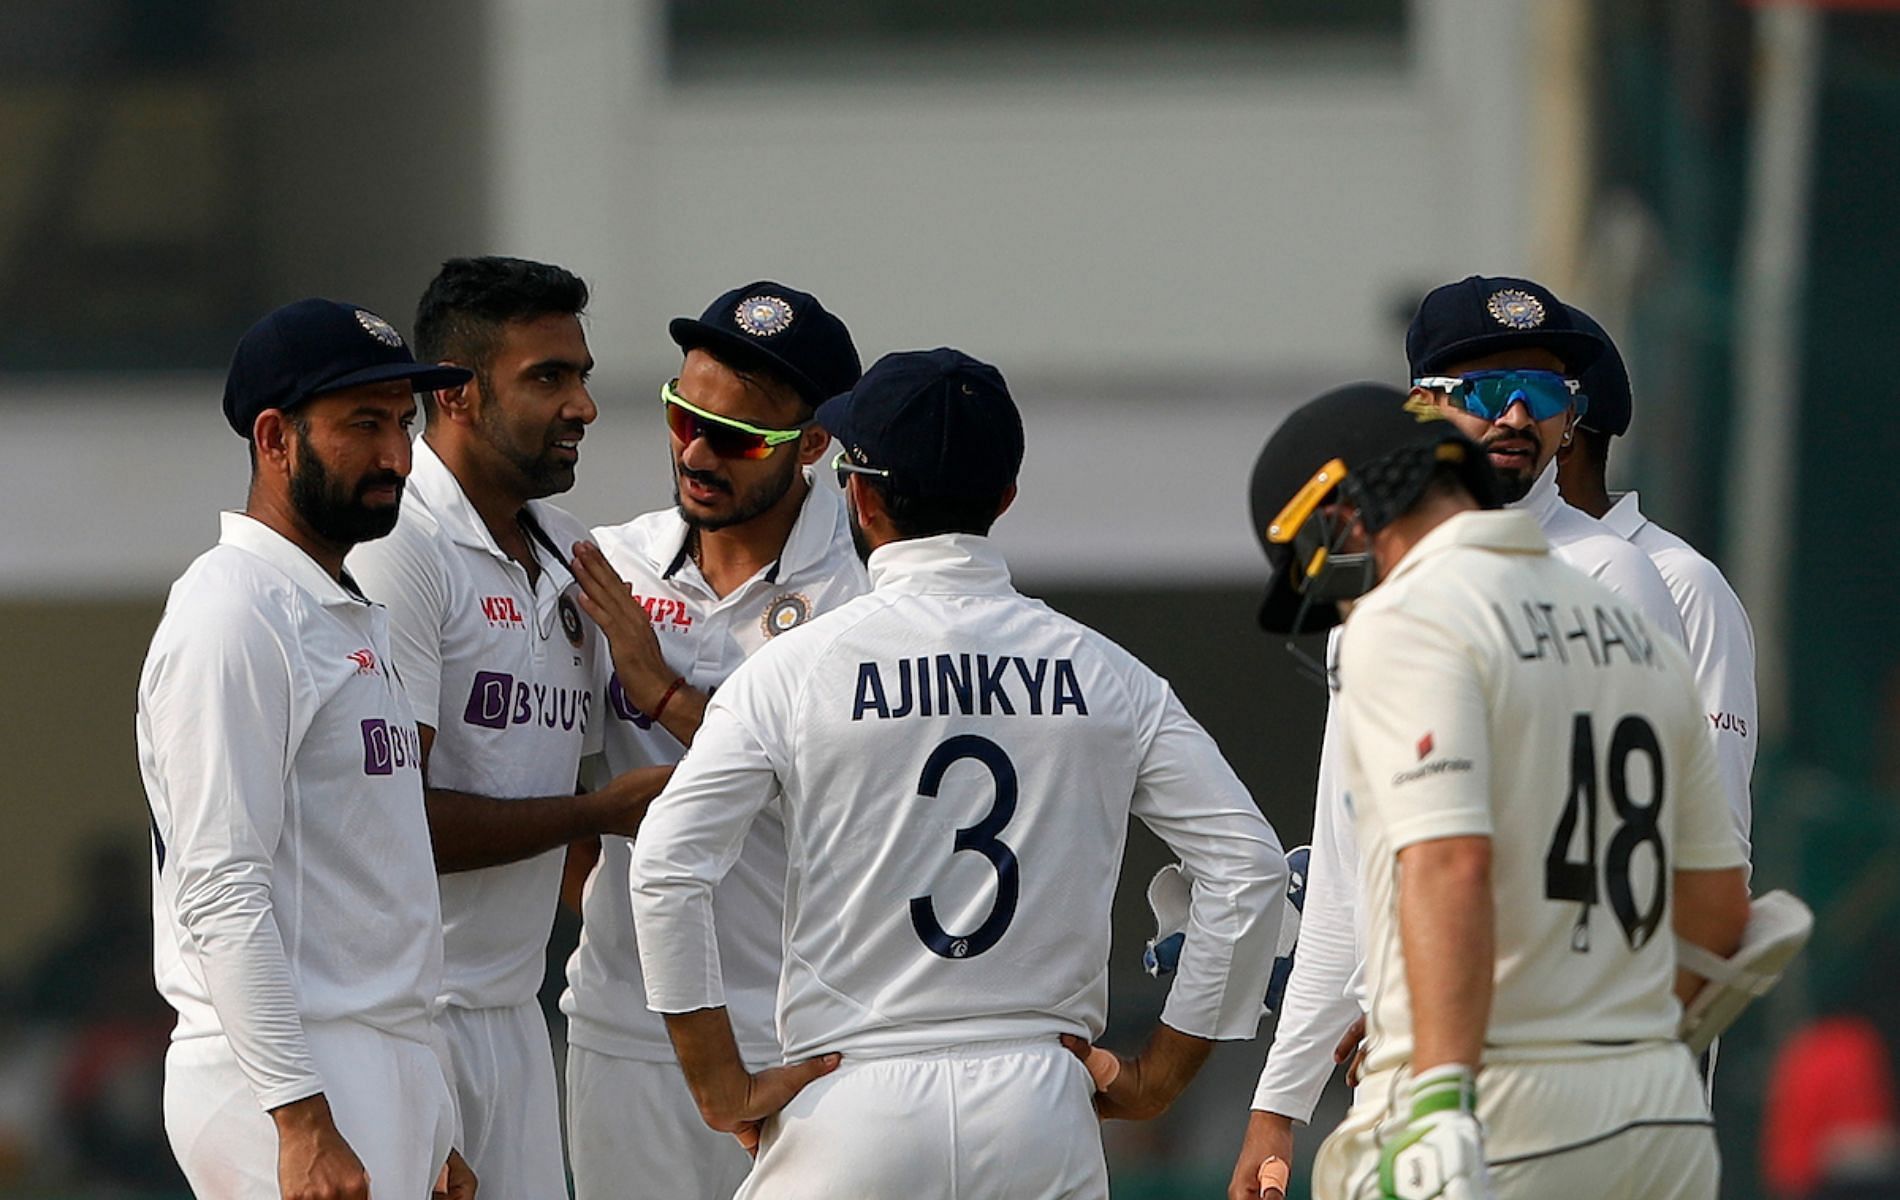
[1377,1065,1490,1200]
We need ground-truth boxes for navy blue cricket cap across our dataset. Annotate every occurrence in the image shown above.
[669,281,861,408]
[816,348,1024,501]
[1564,305,1631,438]
[1405,275,1606,378]
[222,298,470,438]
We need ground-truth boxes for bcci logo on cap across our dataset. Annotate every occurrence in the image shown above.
[735,295,794,337]
[1485,289,1546,330]
[355,309,404,347]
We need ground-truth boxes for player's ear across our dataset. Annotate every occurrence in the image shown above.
[432,368,475,424]
[797,424,829,467]
[994,483,1018,521]
[251,408,294,471]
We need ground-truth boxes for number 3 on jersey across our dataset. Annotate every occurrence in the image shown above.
[910,734,1019,960]
[1544,713,1667,953]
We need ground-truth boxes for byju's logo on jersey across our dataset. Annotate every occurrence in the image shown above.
[462,670,593,734]
[481,595,527,628]
[361,718,421,776]
[632,594,694,631]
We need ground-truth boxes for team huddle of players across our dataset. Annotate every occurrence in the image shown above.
[135,258,1797,1200]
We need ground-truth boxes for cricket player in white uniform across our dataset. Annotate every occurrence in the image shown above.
[1253,387,1750,1198]
[1557,305,1757,855]
[558,282,867,1200]
[631,348,1289,1199]
[138,298,476,1199]
[348,257,670,1197]
[1232,280,1694,1195]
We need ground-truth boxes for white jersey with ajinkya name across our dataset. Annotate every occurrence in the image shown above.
[347,439,606,1010]
[631,534,1288,1060]
[139,513,442,1108]
[1337,510,1745,1077]
[561,476,866,1067]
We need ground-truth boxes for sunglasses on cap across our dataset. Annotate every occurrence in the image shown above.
[831,449,890,490]
[1411,369,1588,423]
[661,380,812,460]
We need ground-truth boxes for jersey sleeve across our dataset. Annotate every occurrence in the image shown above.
[1251,691,1363,1122]
[1589,540,1687,651]
[143,598,325,1110]
[1338,607,1493,851]
[1667,556,1758,860]
[1660,641,1749,873]
[628,657,793,1015]
[347,525,449,729]
[1129,677,1287,1042]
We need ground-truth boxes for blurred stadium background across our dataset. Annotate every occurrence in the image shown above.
[1,1,1897,1196]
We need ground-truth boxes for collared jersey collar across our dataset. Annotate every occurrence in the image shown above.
[866,532,1015,596]
[409,437,575,579]
[218,511,371,607]
[1379,509,1548,589]
[656,469,842,586]
[1598,490,1649,541]
[1509,458,1567,528]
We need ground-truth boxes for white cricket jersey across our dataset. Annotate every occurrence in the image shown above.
[561,476,867,1065]
[1249,463,1691,1121]
[346,439,605,1011]
[1337,510,1744,1076]
[1602,491,1757,858]
[631,533,1288,1060]
[138,513,443,1110]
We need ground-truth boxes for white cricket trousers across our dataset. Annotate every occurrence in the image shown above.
[437,999,567,1200]
[1313,1041,1719,1199]
[164,1020,455,1199]
[566,1044,753,1200]
[738,1037,1109,1200]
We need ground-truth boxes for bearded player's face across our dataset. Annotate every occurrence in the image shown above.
[286,382,416,545]
[669,349,817,533]
[1413,347,1574,504]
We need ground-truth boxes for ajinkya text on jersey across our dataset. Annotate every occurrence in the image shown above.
[852,654,1089,722]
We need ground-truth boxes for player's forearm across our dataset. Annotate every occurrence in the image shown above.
[424,778,650,872]
[1671,866,1750,1005]
[662,1007,754,1130]
[1396,836,1494,1072]
[650,683,707,747]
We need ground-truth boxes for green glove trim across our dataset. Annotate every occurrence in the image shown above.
[1408,1064,1477,1120]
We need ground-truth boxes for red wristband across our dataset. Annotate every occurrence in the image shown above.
[650,676,687,721]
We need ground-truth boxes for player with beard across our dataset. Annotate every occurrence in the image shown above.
[138,298,476,1199]
[347,257,671,1197]
[559,283,867,1200]
[1231,280,1687,1198]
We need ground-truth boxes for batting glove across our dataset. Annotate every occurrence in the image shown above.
[1377,1064,1490,1200]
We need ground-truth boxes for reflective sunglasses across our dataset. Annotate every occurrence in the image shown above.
[1411,369,1588,423]
[831,449,891,490]
[661,380,811,459]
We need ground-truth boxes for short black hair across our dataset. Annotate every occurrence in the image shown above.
[867,479,1009,539]
[413,256,589,410]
